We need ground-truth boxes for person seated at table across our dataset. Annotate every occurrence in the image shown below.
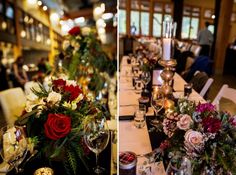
[0,50,9,91]
[12,56,28,89]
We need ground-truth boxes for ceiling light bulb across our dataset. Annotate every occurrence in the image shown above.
[102,13,113,20]
[43,6,47,11]
[21,30,26,38]
[1,21,7,30]
[27,0,37,5]
[37,1,42,6]
[211,15,215,19]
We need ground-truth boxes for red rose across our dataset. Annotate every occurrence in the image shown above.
[68,26,81,36]
[44,113,71,140]
[160,140,170,150]
[53,79,66,90]
[64,85,82,101]
[202,117,221,133]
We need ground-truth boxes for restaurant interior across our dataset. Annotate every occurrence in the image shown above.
[0,0,235,174]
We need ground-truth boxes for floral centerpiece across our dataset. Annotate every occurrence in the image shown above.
[16,77,109,175]
[156,99,236,174]
[62,26,116,97]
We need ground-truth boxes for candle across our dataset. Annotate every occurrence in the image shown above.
[163,38,171,60]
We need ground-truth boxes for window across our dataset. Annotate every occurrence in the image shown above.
[153,13,162,37]
[181,6,200,39]
[141,11,149,35]
[119,9,126,34]
[153,2,172,37]
[130,11,139,35]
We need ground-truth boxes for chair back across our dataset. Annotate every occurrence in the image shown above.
[190,71,212,95]
[199,77,214,97]
[212,84,236,111]
[0,88,26,125]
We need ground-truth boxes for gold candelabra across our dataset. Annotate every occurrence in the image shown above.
[158,59,177,110]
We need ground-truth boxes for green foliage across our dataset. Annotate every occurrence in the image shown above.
[63,32,116,94]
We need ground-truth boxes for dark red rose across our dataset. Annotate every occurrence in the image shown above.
[68,26,81,36]
[64,85,82,101]
[53,79,66,90]
[202,117,221,133]
[160,140,170,150]
[44,113,71,140]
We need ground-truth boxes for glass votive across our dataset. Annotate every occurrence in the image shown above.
[119,151,137,175]
[134,108,146,129]
[138,97,149,112]
[34,167,54,175]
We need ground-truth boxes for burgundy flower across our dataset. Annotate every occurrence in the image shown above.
[160,140,170,150]
[64,85,83,101]
[44,113,71,140]
[202,117,221,133]
[53,79,66,90]
[229,116,236,127]
[68,26,81,36]
[196,103,216,113]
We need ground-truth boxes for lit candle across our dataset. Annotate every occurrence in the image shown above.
[163,38,171,60]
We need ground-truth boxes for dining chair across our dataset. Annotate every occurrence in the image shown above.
[212,84,236,111]
[0,87,26,125]
[190,71,214,98]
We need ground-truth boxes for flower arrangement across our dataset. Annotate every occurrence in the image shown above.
[17,77,109,175]
[157,99,236,174]
[62,26,116,96]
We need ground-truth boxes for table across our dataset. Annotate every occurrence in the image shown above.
[119,56,205,174]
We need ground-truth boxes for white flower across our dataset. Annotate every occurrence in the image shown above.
[62,40,70,50]
[177,114,193,130]
[47,91,61,104]
[25,93,45,112]
[66,80,77,86]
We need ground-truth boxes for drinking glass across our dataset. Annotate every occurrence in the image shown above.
[0,125,29,173]
[150,86,164,125]
[83,116,110,174]
[141,72,151,93]
[166,156,192,175]
[184,83,193,99]
[134,105,146,129]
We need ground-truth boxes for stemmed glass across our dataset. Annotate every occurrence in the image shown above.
[0,125,29,173]
[84,116,110,174]
[141,72,151,93]
[184,83,193,99]
[150,86,164,125]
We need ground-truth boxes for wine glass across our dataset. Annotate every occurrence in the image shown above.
[141,72,151,93]
[184,83,193,99]
[150,86,164,125]
[84,116,110,174]
[0,125,29,173]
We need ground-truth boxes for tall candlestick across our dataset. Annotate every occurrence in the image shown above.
[163,38,171,60]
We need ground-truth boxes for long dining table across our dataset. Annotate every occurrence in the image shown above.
[119,56,205,174]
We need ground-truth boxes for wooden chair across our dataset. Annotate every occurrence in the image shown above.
[0,88,26,125]
[212,84,236,111]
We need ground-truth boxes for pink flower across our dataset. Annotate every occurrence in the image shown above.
[184,130,204,157]
[177,114,193,130]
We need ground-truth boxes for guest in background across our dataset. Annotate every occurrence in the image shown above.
[197,21,213,56]
[130,22,137,35]
[12,56,28,89]
[0,50,9,91]
[37,57,47,73]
